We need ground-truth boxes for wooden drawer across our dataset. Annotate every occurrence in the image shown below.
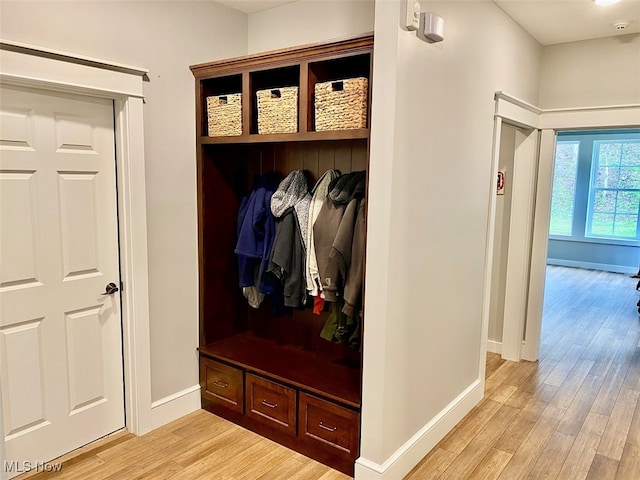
[298,392,360,460]
[246,373,296,435]
[200,357,243,414]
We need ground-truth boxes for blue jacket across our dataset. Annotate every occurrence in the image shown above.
[235,172,281,293]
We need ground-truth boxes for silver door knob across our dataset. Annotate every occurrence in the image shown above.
[101,282,119,295]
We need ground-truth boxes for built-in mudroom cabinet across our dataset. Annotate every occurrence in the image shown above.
[191,34,373,475]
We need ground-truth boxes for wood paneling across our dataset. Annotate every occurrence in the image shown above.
[202,139,367,363]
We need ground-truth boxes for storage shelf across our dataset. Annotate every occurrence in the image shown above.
[194,34,373,475]
[198,332,361,409]
[199,128,369,145]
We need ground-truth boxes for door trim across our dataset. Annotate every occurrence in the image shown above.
[522,129,556,361]
[0,40,153,465]
[482,96,541,366]
[500,127,539,362]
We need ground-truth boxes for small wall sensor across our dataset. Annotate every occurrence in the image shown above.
[401,0,421,31]
[417,12,445,43]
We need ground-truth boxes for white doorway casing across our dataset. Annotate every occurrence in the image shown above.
[486,92,640,363]
[0,40,152,475]
[486,120,540,362]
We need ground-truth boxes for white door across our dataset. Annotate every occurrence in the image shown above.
[0,85,124,473]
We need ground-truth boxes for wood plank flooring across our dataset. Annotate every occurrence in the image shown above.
[17,412,350,480]
[17,266,640,479]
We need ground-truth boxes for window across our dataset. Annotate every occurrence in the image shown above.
[549,141,579,236]
[587,140,640,240]
[550,130,640,244]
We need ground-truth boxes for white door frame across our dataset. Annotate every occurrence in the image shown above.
[500,126,539,362]
[0,40,153,466]
[482,93,541,364]
[484,92,640,364]
[522,128,556,361]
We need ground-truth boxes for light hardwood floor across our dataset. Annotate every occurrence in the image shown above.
[18,266,640,479]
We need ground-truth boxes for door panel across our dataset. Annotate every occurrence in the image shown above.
[55,113,98,154]
[0,106,34,150]
[65,306,107,412]
[58,172,100,278]
[0,319,46,438]
[0,85,124,473]
[0,172,39,288]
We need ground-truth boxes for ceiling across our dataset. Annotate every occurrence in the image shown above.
[216,0,640,46]
[494,0,640,45]
[214,0,296,14]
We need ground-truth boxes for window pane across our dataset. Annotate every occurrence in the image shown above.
[613,214,638,237]
[619,167,640,189]
[595,165,620,188]
[621,141,640,166]
[616,191,640,214]
[596,142,622,167]
[549,142,579,235]
[590,213,615,236]
[593,190,617,213]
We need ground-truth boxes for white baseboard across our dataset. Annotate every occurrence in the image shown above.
[150,384,201,430]
[487,340,502,354]
[547,259,636,275]
[354,379,483,480]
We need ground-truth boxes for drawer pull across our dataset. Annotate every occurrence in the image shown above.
[261,399,278,409]
[318,422,337,432]
[213,380,228,388]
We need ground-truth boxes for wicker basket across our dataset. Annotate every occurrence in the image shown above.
[315,77,368,131]
[206,94,242,136]
[256,87,298,134]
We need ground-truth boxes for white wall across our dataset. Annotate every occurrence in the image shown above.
[0,1,248,405]
[247,0,375,53]
[539,33,640,108]
[360,0,541,475]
